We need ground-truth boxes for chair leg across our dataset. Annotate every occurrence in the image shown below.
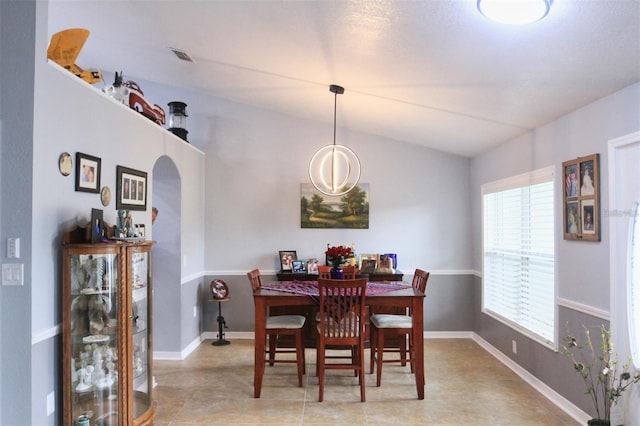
[358,345,366,402]
[376,328,384,387]
[369,324,377,374]
[268,334,276,366]
[295,329,304,387]
[318,341,325,402]
[408,333,414,373]
[315,341,319,377]
[400,335,407,366]
[351,346,357,377]
[302,339,306,375]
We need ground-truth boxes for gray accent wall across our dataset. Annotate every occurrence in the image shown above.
[470,83,640,419]
[1,1,35,424]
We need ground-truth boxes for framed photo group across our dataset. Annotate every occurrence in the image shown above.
[116,166,147,211]
[562,153,600,241]
[278,251,321,274]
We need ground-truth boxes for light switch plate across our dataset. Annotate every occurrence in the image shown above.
[7,237,20,259]
[2,263,23,285]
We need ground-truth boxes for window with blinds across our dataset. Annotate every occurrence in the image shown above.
[482,166,556,345]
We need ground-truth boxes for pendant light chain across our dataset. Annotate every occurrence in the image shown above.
[308,84,361,196]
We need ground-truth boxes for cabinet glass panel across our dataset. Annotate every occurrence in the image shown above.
[131,250,151,418]
[69,252,119,424]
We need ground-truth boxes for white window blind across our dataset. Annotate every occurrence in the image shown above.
[482,167,555,344]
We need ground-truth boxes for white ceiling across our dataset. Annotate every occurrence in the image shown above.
[47,0,640,157]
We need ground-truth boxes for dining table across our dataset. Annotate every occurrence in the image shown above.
[253,280,426,399]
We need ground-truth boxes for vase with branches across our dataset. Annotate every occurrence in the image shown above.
[561,324,640,425]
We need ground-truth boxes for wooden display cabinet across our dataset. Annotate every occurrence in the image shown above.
[62,226,155,425]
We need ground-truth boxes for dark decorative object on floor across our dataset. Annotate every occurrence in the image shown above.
[587,419,610,426]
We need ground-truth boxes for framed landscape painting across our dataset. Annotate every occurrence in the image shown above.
[300,183,369,229]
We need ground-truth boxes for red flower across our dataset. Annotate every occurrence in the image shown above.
[326,245,352,266]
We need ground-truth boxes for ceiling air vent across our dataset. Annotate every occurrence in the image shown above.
[169,47,196,64]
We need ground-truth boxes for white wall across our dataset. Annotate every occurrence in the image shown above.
[202,102,473,274]
[31,61,205,337]
[124,77,473,276]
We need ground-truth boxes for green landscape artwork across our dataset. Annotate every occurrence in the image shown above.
[300,183,369,229]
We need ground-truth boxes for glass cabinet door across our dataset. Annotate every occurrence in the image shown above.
[130,248,152,420]
[68,251,120,425]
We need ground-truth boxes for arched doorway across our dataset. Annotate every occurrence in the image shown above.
[152,156,182,352]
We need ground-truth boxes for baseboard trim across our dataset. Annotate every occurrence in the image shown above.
[471,333,590,425]
[153,335,203,360]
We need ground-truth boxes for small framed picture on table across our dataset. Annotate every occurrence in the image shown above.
[307,258,320,275]
[279,250,297,272]
[292,260,306,273]
[361,259,377,274]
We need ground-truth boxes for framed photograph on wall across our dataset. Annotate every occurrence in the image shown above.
[562,153,600,241]
[75,152,101,193]
[116,166,147,211]
[279,250,297,272]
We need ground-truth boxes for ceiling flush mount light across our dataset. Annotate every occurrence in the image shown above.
[309,85,361,197]
[477,0,551,25]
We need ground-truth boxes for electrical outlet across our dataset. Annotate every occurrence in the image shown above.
[46,391,55,416]
[193,305,197,318]
[512,340,517,354]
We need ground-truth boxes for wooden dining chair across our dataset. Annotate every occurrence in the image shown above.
[369,268,430,386]
[341,265,359,279]
[317,265,331,279]
[316,278,368,402]
[247,268,306,387]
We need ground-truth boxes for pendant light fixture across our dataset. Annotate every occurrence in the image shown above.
[309,84,361,196]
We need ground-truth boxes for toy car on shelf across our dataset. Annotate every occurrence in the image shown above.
[122,80,166,125]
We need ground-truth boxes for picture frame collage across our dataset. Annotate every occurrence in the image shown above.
[278,251,320,274]
[562,153,600,241]
[278,251,398,274]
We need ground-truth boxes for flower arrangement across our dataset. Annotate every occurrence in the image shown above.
[325,245,353,269]
[561,324,640,423]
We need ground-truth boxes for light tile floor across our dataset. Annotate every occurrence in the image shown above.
[153,338,579,425]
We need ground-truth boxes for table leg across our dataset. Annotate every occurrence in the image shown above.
[413,297,425,399]
[254,298,267,398]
